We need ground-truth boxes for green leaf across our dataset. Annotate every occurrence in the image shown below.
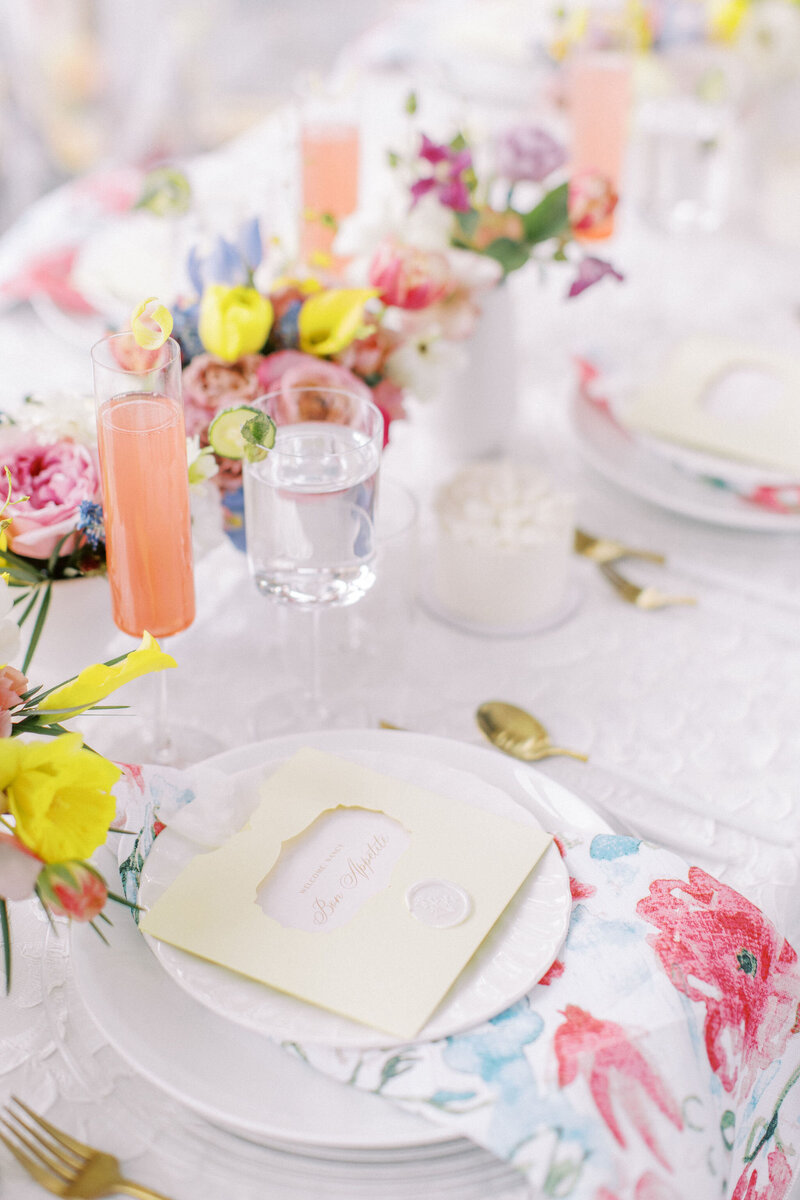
[521,182,569,245]
[454,209,480,240]
[0,549,46,584]
[481,237,531,275]
[404,90,418,115]
[15,587,40,629]
[386,150,400,169]
[46,531,73,577]
[106,890,144,912]
[0,898,10,995]
[22,581,52,675]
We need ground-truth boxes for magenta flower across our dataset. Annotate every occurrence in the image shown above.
[410,134,473,213]
[494,126,568,184]
[554,1005,683,1170]
[568,257,624,299]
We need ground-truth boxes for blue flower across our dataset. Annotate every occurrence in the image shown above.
[76,501,105,550]
[186,219,264,295]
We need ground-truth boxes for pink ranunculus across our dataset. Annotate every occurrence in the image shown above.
[37,860,108,922]
[0,833,43,901]
[554,1005,683,1170]
[181,353,265,439]
[637,867,800,1095]
[336,325,403,378]
[256,351,373,425]
[0,666,27,738]
[368,239,450,311]
[3,434,101,560]
[568,170,619,234]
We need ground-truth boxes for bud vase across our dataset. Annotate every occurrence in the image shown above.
[411,283,518,464]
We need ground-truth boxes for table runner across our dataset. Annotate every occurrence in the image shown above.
[116,764,800,1200]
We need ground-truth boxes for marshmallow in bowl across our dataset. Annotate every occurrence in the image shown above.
[432,462,575,630]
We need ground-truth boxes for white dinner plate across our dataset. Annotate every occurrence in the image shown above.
[138,744,570,1050]
[571,390,800,532]
[72,730,609,1151]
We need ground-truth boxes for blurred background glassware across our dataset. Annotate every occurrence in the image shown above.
[567,1,635,241]
[633,47,739,234]
[297,73,361,273]
[243,384,383,732]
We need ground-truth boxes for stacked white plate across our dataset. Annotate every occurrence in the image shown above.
[71,731,609,1199]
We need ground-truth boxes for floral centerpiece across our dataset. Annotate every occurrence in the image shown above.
[0,390,220,667]
[0,518,177,992]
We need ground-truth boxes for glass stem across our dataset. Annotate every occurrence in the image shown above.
[152,653,174,765]
[308,606,327,722]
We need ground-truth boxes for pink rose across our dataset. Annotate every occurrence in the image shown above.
[0,666,27,738]
[256,351,373,425]
[371,380,406,447]
[37,861,108,922]
[336,325,402,377]
[368,239,450,310]
[568,170,618,234]
[181,353,265,439]
[3,434,101,560]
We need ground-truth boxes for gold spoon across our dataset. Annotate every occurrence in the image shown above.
[476,701,588,763]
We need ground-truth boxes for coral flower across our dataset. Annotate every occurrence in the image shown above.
[368,239,450,310]
[554,1005,682,1169]
[568,170,619,234]
[0,664,27,739]
[37,861,108,922]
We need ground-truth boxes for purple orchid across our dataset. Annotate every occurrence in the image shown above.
[494,126,568,185]
[568,256,624,299]
[410,134,473,213]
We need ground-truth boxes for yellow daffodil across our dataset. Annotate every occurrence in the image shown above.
[0,733,119,863]
[298,288,379,358]
[198,284,273,361]
[709,0,748,41]
[38,633,176,721]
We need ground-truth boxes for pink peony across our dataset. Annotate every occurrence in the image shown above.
[37,861,108,922]
[181,353,265,439]
[0,833,43,901]
[368,239,450,310]
[3,434,101,560]
[256,351,373,426]
[568,170,618,234]
[0,666,27,738]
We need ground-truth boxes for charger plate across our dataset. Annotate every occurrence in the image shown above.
[72,730,608,1151]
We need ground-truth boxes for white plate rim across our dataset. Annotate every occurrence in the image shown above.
[72,731,609,1150]
[571,390,800,532]
[137,741,571,1049]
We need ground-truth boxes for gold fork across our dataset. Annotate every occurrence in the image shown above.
[574,527,666,565]
[0,1097,173,1199]
[599,562,697,610]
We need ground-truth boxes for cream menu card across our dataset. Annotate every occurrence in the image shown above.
[141,748,552,1039]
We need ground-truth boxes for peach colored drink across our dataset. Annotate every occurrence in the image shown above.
[300,122,359,267]
[570,52,632,240]
[97,391,195,638]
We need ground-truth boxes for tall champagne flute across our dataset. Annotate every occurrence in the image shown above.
[91,332,200,764]
[243,384,383,732]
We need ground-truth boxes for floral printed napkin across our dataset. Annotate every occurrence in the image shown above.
[115,766,800,1200]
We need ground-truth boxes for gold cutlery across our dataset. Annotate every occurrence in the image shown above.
[476,701,588,763]
[598,562,697,610]
[0,1097,174,1199]
[574,528,666,565]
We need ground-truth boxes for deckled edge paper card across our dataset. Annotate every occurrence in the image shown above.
[623,334,800,474]
[141,748,552,1039]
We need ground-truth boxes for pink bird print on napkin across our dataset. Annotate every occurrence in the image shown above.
[554,1005,683,1170]
[637,868,800,1095]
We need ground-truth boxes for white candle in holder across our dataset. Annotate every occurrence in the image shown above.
[432,462,576,632]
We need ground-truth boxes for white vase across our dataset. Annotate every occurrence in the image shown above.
[23,574,124,687]
[412,283,519,464]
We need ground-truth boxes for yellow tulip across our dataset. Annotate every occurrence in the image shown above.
[298,288,379,358]
[270,275,323,295]
[38,633,176,720]
[198,284,273,361]
[1,733,119,863]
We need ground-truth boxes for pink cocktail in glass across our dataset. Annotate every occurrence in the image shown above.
[300,122,359,268]
[569,52,632,240]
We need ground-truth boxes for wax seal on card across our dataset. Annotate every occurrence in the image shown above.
[405,879,472,928]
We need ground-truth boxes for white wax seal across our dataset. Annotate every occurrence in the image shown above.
[405,879,473,928]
